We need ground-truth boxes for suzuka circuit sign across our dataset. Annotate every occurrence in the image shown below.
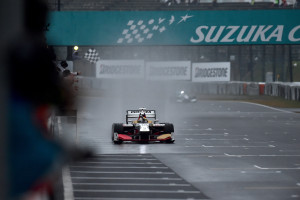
[192,62,231,82]
[145,61,191,80]
[96,60,144,79]
[46,10,300,46]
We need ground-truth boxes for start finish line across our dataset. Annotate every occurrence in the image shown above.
[46,10,300,46]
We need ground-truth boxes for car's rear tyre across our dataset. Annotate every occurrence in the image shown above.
[163,123,174,133]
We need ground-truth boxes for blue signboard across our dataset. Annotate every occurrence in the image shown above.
[46,10,300,46]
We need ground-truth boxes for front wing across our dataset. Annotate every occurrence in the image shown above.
[112,123,175,143]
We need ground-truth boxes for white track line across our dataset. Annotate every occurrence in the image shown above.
[73,189,201,193]
[71,166,168,169]
[62,166,74,200]
[74,198,206,200]
[70,171,175,174]
[72,177,182,180]
[75,161,163,165]
[239,102,292,113]
[86,158,157,161]
[73,183,191,186]
[74,198,207,200]
[254,165,300,170]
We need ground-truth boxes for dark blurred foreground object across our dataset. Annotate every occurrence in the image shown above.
[24,0,48,34]
[8,37,68,106]
[7,36,93,199]
[6,0,93,199]
[60,60,68,69]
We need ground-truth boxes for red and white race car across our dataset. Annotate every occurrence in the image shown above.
[112,108,175,144]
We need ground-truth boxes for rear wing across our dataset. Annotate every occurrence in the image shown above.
[126,109,156,123]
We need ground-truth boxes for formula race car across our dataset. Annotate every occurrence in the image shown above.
[112,108,175,144]
[176,90,197,103]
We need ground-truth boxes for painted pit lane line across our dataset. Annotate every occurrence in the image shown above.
[75,161,164,165]
[73,189,202,193]
[71,177,183,181]
[72,183,192,186]
[63,167,74,200]
[74,198,206,200]
[74,198,208,200]
[65,154,210,200]
[70,171,176,174]
[71,166,168,169]
[85,158,158,161]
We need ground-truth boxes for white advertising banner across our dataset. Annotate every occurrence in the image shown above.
[192,62,231,82]
[146,61,191,81]
[96,60,144,79]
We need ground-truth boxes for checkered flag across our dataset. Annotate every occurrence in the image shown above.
[84,48,100,63]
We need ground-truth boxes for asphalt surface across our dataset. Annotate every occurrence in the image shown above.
[58,91,300,200]
[68,154,209,200]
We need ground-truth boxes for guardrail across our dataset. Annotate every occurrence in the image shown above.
[265,82,300,101]
[76,77,300,101]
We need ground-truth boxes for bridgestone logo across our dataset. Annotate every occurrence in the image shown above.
[149,66,187,76]
[100,64,141,74]
[195,67,228,78]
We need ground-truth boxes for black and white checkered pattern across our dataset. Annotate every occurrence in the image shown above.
[84,48,100,63]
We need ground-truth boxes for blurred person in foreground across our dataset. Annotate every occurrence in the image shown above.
[6,0,91,199]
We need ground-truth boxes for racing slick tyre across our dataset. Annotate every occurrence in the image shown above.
[163,123,174,133]
[162,123,175,143]
[112,123,123,144]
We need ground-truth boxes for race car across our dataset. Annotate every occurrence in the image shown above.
[176,90,197,103]
[112,108,175,144]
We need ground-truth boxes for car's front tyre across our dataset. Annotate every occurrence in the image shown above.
[112,123,123,144]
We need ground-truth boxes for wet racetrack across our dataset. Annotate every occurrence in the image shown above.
[58,83,300,200]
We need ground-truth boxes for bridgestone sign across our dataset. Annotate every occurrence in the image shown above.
[192,62,231,82]
[96,60,144,79]
[146,61,191,80]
